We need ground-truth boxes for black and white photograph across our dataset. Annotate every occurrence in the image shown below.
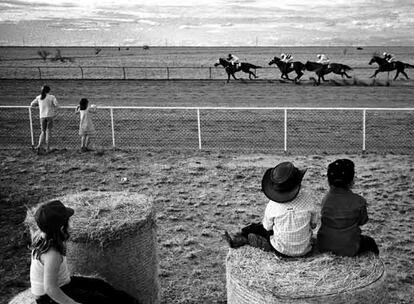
[0,1,413,303]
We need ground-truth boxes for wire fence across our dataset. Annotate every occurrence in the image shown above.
[1,106,413,153]
[0,65,383,80]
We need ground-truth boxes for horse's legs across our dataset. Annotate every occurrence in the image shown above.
[232,73,238,80]
[344,72,351,78]
[401,70,409,79]
[393,71,400,80]
[369,70,380,78]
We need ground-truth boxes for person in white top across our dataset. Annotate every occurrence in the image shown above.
[30,85,58,154]
[28,200,139,304]
[316,54,330,65]
[224,162,320,257]
[227,53,240,69]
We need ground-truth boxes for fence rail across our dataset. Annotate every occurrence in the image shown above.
[0,65,377,80]
[1,106,413,153]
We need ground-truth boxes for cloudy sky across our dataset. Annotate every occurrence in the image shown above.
[0,0,413,46]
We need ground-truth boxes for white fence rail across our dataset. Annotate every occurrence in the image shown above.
[0,106,413,153]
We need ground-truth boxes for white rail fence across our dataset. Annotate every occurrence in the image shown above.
[0,106,413,153]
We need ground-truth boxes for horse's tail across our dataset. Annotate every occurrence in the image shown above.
[253,65,262,69]
[404,63,414,69]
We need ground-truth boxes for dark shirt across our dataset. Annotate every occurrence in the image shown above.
[317,187,368,256]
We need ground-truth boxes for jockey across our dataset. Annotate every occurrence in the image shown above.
[383,52,395,63]
[227,53,240,68]
[281,53,293,64]
[317,54,330,65]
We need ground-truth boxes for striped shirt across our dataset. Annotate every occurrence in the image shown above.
[262,188,320,256]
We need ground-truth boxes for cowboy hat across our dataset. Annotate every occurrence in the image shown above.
[261,162,307,203]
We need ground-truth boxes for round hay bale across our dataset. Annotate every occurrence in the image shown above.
[26,191,159,304]
[226,246,387,304]
[8,289,35,304]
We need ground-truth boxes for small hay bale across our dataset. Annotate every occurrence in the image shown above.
[226,246,387,304]
[26,191,159,304]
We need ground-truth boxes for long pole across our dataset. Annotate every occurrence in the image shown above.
[362,109,366,151]
[110,108,116,148]
[29,107,34,146]
[284,109,287,152]
[197,108,202,149]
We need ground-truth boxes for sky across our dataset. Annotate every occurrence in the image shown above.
[0,0,413,46]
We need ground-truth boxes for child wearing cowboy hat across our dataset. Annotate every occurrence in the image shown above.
[317,159,379,257]
[224,161,320,257]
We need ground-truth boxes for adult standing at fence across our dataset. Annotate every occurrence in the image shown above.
[30,85,58,154]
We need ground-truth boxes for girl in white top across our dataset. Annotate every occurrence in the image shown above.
[28,200,139,304]
[75,98,97,152]
[30,85,59,153]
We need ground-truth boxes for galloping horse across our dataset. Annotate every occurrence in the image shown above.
[268,57,305,82]
[214,58,261,83]
[368,56,414,80]
[305,61,353,85]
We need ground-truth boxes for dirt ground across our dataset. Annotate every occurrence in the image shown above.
[0,148,413,303]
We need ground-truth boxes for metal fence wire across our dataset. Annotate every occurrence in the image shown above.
[0,106,413,153]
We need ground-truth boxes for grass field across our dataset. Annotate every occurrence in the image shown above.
[0,75,413,303]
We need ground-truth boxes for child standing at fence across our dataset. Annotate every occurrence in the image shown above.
[76,98,96,152]
[27,200,139,304]
[30,85,58,154]
[317,159,379,256]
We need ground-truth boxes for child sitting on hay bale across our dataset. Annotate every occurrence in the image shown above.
[317,159,379,257]
[27,200,139,304]
[224,162,320,257]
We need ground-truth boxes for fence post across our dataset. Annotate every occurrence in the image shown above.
[362,109,366,152]
[197,108,202,149]
[110,108,116,148]
[166,67,170,80]
[209,67,212,79]
[29,107,34,146]
[79,67,84,79]
[38,67,42,80]
[284,108,288,152]
[122,67,126,80]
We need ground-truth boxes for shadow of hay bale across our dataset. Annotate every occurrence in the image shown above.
[226,246,388,304]
[24,191,159,304]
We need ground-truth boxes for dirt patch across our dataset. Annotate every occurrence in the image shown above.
[0,149,413,303]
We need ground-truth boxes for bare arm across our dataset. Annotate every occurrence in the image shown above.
[30,98,38,107]
[43,250,81,304]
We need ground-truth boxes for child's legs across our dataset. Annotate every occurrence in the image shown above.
[241,222,272,239]
[69,276,138,304]
[358,235,379,255]
[84,135,90,147]
[81,135,86,148]
[44,118,53,150]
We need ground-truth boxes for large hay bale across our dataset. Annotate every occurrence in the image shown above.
[25,191,159,304]
[226,246,387,304]
[8,289,35,304]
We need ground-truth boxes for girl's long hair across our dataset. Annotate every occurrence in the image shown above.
[30,220,70,260]
[40,85,51,100]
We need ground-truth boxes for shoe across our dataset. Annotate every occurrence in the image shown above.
[223,231,248,248]
[248,233,274,252]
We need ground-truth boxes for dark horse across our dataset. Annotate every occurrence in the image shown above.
[304,61,353,85]
[268,57,305,82]
[368,56,414,80]
[214,58,261,83]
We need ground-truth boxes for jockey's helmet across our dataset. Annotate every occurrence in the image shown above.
[281,53,285,57]
[383,52,388,56]
[317,54,321,58]
[228,54,232,58]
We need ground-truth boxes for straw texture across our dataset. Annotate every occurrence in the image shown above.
[8,289,35,304]
[226,246,388,304]
[25,191,159,304]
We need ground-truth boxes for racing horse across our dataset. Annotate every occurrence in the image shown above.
[304,61,353,85]
[368,55,414,80]
[268,57,305,83]
[214,58,261,83]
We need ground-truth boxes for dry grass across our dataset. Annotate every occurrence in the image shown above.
[0,149,413,304]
